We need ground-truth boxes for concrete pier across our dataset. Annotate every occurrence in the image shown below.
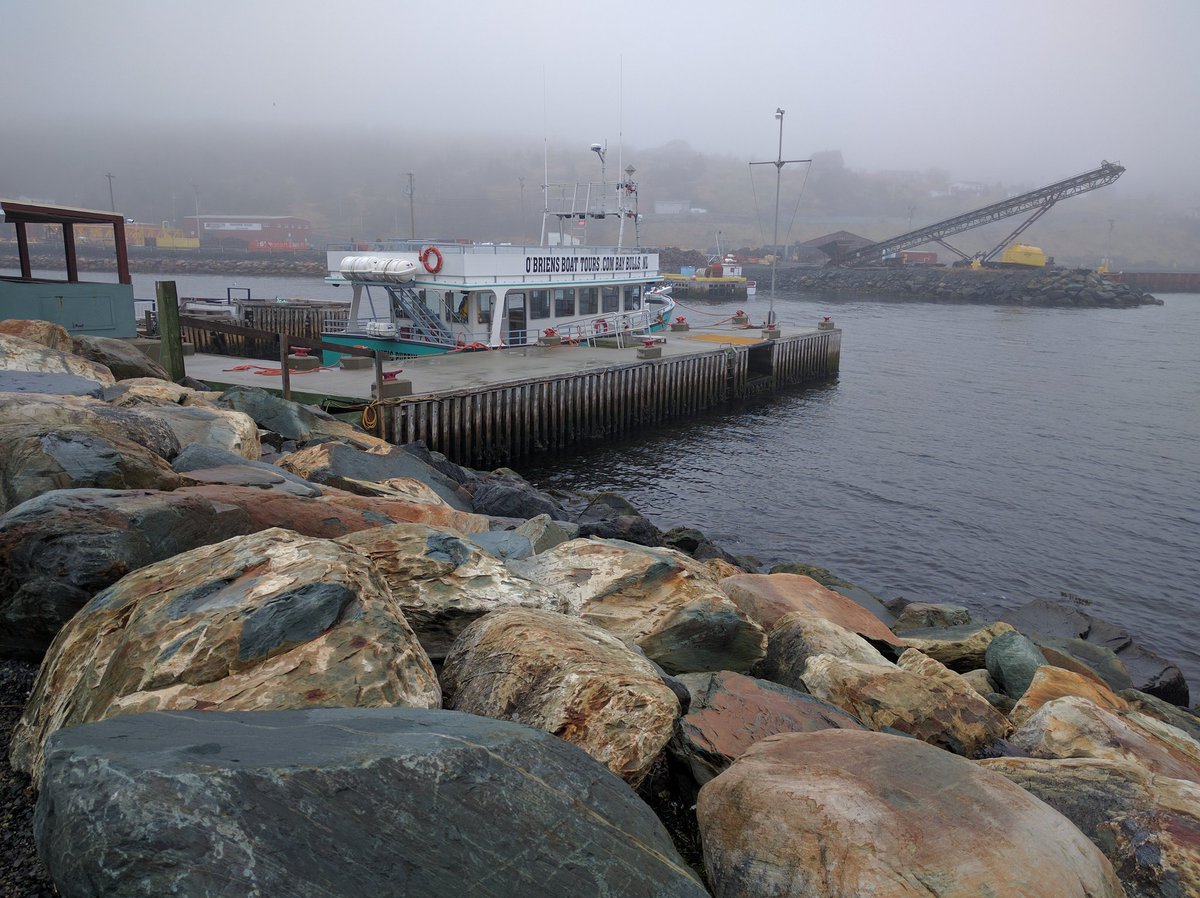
[183,322,841,467]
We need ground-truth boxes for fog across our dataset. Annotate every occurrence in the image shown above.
[4,0,1199,262]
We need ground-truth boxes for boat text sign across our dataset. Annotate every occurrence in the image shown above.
[526,253,650,274]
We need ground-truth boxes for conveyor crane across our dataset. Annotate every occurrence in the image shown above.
[832,161,1125,268]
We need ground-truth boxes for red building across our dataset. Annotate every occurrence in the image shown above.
[184,215,312,250]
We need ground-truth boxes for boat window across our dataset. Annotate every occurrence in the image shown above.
[579,287,598,315]
[623,285,641,311]
[529,289,551,320]
[444,291,469,323]
[477,291,494,324]
[602,286,619,313]
[553,288,575,318]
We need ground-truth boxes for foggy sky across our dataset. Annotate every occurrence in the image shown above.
[4,0,1198,191]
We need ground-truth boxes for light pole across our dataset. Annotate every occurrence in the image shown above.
[750,108,811,327]
[105,173,116,212]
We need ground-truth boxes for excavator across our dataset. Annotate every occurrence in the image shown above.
[831,161,1124,269]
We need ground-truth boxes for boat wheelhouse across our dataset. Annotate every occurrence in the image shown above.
[323,241,667,355]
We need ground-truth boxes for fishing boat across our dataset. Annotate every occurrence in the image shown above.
[323,154,673,356]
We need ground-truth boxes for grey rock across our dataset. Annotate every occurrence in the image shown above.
[172,444,322,496]
[465,529,533,561]
[468,474,565,520]
[514,513,578,553]
[35,708,708,898]
[578,515,665,547]
[0,371,106,396]
[71,335,170,381]
[985,631,1047,699]
[892,602,972,632]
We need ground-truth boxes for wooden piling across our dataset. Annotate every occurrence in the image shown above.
[155,281,186,381]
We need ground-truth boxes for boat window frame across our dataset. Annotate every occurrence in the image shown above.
[601,285,619,314]
[529,289,551,320]
[579,286,598,315]
[622,284,641,311]
[477,291,494,325]
[553,287,575,318]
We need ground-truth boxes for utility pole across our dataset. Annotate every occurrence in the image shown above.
[404,173,416,239]
[105,173,116,212]
[750,108,811,326]
[192,184,201,241]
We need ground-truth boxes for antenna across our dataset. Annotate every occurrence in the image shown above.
[750,107,811,327]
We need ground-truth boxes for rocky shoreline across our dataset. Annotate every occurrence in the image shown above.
[1,317,1199,896]
[770,264,1163,307]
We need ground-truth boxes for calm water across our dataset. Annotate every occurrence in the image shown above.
[8,269,1200,689]
[524,290,1200,692]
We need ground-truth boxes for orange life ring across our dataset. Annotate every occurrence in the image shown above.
[420,246,443,273]
[593,318,609,333]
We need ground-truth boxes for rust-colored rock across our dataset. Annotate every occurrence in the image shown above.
[719,572,900,644]
[0,319,73,352]
[1010,665,1130,727]
[697,729,1124,898]
[441,607,678,786]
[670,671,865,784]
[176,483,490,537]
[338,523,568,661]
[801,652,1012,756]
[0,393,180,459]
[10,527,440,785]
[1011,695,1200,784]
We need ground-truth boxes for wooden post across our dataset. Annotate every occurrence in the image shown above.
[155,281,186,381]
[278,333,291,400]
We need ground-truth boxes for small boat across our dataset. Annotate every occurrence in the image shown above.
[323,158,674,355]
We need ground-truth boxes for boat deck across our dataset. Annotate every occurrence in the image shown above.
[182,321,821,402]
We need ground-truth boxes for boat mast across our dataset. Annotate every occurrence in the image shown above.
[750,108,811,326]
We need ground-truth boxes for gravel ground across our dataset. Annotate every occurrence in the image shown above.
[1,660,56,897]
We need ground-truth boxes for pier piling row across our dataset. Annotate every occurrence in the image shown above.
[377,328,840,467]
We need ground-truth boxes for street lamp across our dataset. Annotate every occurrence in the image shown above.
[750,108,811,327]
[105,173,116,213]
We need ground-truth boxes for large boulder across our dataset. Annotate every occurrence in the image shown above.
[128,403,261,460]
[171,443,321,497]
[466,470,566,520]
[71,334,170,381]
[175,483,490,536]
[756,612,892,692]
[0,333,115,386]
[801,652,1012,757]
[892,601,972,632]
[765,562,895,624]
[985,629,1048,699]
[1120,689,1200,744]
[512,538,766,674]
[0,488,255,660]
[0,426,182,514]
[1010,665,1131,726]
[103,377,223,408]
[337,524,568,661]
[696,729,1124,898]
[670,670,865,785]
[278,441,470,510]
[10,528,441,784]
[35,708,709,898]
[1010,696,1200,784]
[215,385,393,450]
[0,319,74,352]
[896,620,1018,671]
[441,608,678,786]
[0,392,181,459]
[982,756,1200,898]
[1002,598,1189,706]
[719,572,900,646]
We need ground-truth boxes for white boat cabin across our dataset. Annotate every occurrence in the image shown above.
[326,241,663,350]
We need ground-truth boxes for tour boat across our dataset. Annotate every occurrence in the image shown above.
[323,158,674,356]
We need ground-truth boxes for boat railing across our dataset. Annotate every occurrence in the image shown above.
[552,308,658,348]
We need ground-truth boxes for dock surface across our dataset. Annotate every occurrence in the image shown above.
[182,321,841,467]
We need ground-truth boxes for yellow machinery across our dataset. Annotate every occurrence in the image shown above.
[999,243,1048,268]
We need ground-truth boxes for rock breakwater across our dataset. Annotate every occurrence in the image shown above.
[778,266,1163,307]
[1,316,1198,897]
